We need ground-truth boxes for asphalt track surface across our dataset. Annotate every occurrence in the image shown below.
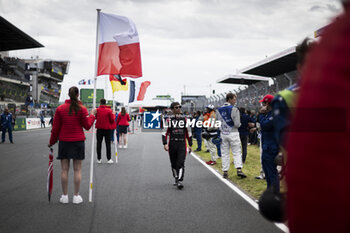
[0,128,284,233]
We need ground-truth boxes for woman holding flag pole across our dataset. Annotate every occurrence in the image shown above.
[49,86,96,204]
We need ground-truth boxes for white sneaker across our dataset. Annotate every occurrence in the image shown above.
[72,195,83,204]
[123,145,127,148]
[118,145,122,148]
[97,159,102,164]
[59,194,69,204]
[107,159,114,164]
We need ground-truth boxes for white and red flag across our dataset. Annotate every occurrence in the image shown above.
[98,12,142,78]
[90,11,143,202]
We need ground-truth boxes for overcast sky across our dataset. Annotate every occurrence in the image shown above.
[0,0,343,104]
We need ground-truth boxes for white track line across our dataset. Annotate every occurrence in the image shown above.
[190,151,289,233]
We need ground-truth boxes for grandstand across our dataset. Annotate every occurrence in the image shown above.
[192,46,299,112]
[239,46,298,108]
[24,59,70,105]
[0,57,70,114]
[235,46,298,110]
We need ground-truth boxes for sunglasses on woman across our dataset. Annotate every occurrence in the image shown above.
[174,106,182,109]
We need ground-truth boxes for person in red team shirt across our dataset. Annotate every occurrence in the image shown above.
[286,2,350,232]
[49,86,96,204]
[95,98,116,164]
[116,107,131,148]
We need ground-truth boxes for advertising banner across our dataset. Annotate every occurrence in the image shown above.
[26,118,51,130]
[14,117,26,131]
[80,89,104,104]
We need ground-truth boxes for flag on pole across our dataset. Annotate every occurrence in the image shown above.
[98,12,142,78]
[91,10,143,202]
[110,75,128,92]
[129,80,151,103]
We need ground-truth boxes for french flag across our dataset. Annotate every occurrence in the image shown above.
[98,12,142,78]
[129,80,151,103]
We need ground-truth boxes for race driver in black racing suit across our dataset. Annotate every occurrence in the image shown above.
[162,102,192,190]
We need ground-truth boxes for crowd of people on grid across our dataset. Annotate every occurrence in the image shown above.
[182,93,281,186]
[176,36,321,198]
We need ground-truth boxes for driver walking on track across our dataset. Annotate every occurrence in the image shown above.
[162,102,192,190]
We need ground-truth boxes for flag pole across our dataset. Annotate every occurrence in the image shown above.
[127,104,130,143]
[113,91,118,163]
[89,8,101,203]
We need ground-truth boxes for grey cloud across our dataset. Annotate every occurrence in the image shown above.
[326,4,340,12]
[309,3,341,12]
[309,5,323,11]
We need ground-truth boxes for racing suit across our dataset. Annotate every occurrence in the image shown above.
[162,116,192,182]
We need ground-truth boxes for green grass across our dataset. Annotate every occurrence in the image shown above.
[191,140,267,200]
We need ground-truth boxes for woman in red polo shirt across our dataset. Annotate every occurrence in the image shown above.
[49,86,96,204]
[116,107,131,148]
